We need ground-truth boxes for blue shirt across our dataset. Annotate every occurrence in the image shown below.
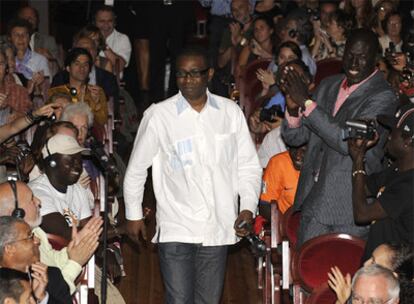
[198,0,256,17]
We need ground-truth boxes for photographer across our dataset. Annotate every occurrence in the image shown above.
[348,104,414,261]
[0,103,56,144]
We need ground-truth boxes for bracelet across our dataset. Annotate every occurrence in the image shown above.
[25,110,42,124]
[352,170,367,177]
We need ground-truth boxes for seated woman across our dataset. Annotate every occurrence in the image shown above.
[256,40,302,98]
[238,16,275,74]
[0,49,32,124]
[371,0,395,38]
[379,11,403,56]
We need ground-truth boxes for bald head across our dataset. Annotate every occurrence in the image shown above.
[0,182,41,228]
[346,29,379,55]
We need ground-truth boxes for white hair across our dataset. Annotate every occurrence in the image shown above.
[60,102,94,127]
[352,264,400,301]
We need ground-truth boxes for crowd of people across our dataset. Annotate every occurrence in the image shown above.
[0,0,413,303]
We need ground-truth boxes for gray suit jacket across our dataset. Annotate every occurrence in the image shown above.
[281,72,397,225]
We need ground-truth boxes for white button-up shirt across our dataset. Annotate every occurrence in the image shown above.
[100,29,132,67]
[124,91,262,246]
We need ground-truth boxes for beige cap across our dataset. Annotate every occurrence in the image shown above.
[42,134,90,159]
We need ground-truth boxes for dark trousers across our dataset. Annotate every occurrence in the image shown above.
[158,242,228,304]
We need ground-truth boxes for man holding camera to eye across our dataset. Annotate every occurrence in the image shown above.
[280,29,398,248]
[348,103,414,261]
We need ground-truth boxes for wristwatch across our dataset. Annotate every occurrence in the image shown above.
[304,99,314,108]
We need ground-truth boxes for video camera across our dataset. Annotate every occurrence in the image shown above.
[237,220,266,257]
[342,119,376,140]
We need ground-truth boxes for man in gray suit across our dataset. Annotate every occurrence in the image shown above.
[280,29,398,247]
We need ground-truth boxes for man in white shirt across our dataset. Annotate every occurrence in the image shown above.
[29,134,92,240]
[124,47,262,303]
[94,5,131,78]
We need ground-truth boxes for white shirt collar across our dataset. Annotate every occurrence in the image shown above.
[176,90,220,115]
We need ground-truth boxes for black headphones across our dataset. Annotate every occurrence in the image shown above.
[45,139,57,168]
[9,180,25,219]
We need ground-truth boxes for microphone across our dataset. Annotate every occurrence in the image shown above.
[86,137,117,173]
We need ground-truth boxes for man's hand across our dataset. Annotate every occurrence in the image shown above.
[103,47,118,65]
[67,224,100,265]
[347,132,379,161]
[33,103,57,119]
[229,22,242,46]
[281,66,309,107]
[126,219,147,244]
[73,216,103,245]
[328,266,351,304]
[234,210,254,237]
[30,262,48,302]
[78,172,91,189]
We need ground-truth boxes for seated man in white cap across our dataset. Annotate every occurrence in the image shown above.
[29,133,92,241]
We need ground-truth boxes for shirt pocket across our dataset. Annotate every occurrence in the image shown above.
[214,133,237,165]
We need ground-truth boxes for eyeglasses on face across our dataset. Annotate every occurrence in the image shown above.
[176,68,209,79]
[6,231,35,245]
[351,294,395,304]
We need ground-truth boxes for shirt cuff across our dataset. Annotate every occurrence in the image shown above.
[303,101,317,117]
[285,110,303,128]
[38,292,49,304]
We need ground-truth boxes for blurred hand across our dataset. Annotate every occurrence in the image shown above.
[33,103,57,119]
[126,219,147,244]
[103,47,117,64]
[347,132,379,161]
[30,262,48,302]
[88,85,101,107]
[67,224,100,265]
[234,210,253,237]
[32,71,45,86]
[229,22,242,46]
[256,68,275,87]
[0,145,19,165]
[328,266,351,304]
[74,216,103,245]
[78,172,91,189]
[35,48,53,61]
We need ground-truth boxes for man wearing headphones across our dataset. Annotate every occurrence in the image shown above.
[0,180,102,295]
[29,133,92,240]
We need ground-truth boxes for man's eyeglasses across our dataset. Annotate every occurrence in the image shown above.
[176,68,209,79]
[6,232,35,245]
[352,294,395,304]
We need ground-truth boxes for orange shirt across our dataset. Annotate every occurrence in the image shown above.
[260,151,300,214]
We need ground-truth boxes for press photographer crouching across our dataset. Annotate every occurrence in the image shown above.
[347,103,414,262]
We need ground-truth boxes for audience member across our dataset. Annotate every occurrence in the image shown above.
[28,133,92,240]
[351,264,400,304]
[74,25,113,73]
[0,216,71,303]
[329,243,414,304]
[47,47,108,125]
[379,11,403,56]
[0,268,35,304]
[238,16,275,71]
[0,49,32,123]
[17,5,62,75]
[51,36,119,116]
[371,0,396,37]
[259,144,307,220]
[278,13,317,75]
[216,0,255,96]
[312,10,350,60]
[343,0,373,29]
[0,180,101,294]
[281,28,397,247]
[7,19,50,100]
[124,46,261,303]
[348,103,414,260]
[94,5,131,79]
